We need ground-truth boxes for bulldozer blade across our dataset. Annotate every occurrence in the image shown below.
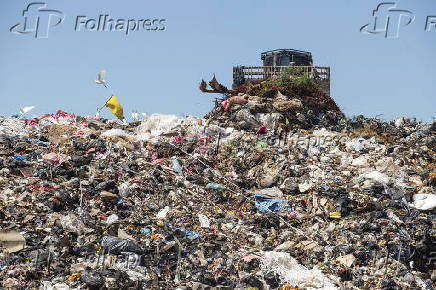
[200,80,208,92]
[209,75,228,93]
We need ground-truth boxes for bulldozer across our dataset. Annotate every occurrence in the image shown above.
[200,49,330,95]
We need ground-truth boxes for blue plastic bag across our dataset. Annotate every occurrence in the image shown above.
[255,193,286,213]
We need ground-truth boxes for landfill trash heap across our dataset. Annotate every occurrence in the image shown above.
[0,81,435,289]
[203,68,343,132]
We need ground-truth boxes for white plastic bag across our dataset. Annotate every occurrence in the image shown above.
[198,214,210,228]
[261,251,338,289]
[411,194,436,210]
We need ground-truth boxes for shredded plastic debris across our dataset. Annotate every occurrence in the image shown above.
[261,251,338,290]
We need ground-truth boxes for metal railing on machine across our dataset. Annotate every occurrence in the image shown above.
[233,65,330,81]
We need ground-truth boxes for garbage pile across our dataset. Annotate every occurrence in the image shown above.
[0,98,435,289]
[204,69,344,132]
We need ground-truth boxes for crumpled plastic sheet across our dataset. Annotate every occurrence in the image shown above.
[42,152,71,166]
[24,110,75,127]
[256,113,283,131]
[81,269,105,289]
[41,282,71,290]
[59,213,86,235]
[255,193,287,213]
[410,193,436,210]
[101,128,135,140]
[345,138,369,152]
[205,182,227,191]
[360,170,391,184]
[0,117,28,136]
[101,236,143,255]
[136,114,181,141]
[166,223,201,241]
[261,251,338,290]
[27,138,50,146]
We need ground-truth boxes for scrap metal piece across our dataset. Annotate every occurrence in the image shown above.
[209,75,228,93]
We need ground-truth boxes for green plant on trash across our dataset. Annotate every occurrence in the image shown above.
[261,67,320,96]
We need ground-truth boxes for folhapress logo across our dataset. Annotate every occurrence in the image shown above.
[360,2,415,38]
[10,2,64,39]
[10,3,166,39]
[74,15,166,35]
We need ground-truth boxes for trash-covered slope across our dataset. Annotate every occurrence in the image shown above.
[0,97,435,289]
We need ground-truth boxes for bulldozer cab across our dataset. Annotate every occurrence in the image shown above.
[232,48,329,94]
[200,48,330,96]
[261,49,313,66]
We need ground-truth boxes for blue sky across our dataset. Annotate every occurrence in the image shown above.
[1,0,435,121]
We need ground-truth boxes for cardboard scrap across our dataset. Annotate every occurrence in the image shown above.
[0,231,26,253]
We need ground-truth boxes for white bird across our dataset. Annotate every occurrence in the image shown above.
[20,106,34,115]
[95,108,101,119]
[131,110,139,122]
[142,112,148,121]
[95,70,107,88]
